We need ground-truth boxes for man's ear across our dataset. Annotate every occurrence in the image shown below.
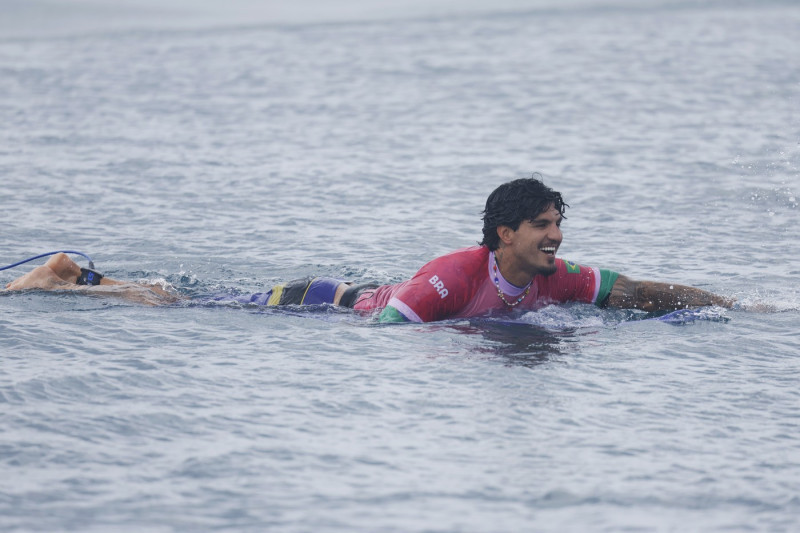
[496,225,515,246]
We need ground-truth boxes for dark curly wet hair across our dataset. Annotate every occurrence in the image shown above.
[480,175,568,251]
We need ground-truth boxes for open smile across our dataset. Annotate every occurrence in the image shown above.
[539,245,557,256]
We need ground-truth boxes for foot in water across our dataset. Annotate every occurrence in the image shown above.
[4,253,180,306]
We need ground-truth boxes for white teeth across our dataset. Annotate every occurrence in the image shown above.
[540,247,556,253]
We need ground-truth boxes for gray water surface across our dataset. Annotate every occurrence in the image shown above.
[1,1,799,531]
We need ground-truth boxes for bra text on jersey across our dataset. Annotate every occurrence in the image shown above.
[429,275,449,299]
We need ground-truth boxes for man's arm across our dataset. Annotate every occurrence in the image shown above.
[606,274,733,312]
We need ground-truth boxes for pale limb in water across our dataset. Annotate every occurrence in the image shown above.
[4,253,180,306]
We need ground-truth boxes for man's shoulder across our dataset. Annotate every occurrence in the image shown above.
[537,258,594,283]
[535,257,613,305]
[554,258,582,275]
[412,245,488,296]
[426,245,488,270]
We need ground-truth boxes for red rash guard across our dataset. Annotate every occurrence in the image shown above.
[353,246,619,322]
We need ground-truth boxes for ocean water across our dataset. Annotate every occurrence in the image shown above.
[1,0,799,531]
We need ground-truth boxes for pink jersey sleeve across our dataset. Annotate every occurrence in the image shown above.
[387,247,486,322]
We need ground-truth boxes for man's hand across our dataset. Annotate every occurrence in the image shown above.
[607,274,734,312]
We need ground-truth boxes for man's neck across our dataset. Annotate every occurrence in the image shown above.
[493,248,533,288]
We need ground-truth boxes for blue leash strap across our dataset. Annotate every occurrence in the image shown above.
[0,251,95,271]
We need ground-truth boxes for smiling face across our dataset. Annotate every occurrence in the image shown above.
[495,204,563,285]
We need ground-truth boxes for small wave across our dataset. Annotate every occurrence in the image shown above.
[517,304,608,331]
[491,304,733,331]
[734,290,799,313]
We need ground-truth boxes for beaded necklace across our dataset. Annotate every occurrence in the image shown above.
[492,262,531,307]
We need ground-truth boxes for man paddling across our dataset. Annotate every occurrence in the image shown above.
[343,177,731,322]
[4,176,732,319]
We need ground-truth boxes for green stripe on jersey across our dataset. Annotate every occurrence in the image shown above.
[597,269,619,306]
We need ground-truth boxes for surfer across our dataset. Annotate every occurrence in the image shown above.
[4,176,733,320]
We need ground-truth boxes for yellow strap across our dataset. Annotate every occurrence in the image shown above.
[299,278,317,305]
[267,285,284,306]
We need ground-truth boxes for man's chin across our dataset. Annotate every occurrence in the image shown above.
[537,264,558,277]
